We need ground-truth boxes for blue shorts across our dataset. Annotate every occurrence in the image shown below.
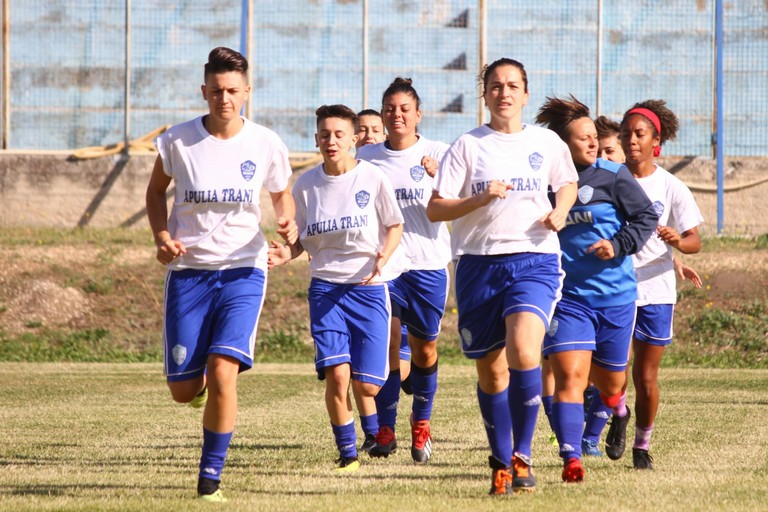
[309,279,390,385]
[399,325,411,361]
[163,267,266,382]
[455,253,563,360]
[543,296,635,372]
[634,304,675,346]
[388,268,448,341]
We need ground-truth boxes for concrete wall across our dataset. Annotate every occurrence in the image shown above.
[1,152,767,236]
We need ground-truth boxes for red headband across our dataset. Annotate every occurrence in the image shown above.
[626,107,662,157]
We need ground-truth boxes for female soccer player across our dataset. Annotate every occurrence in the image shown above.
[268,104,405,472]
[145,47,297,502]
[595,115,626,163]
[357,78,450,464]
[608,100,703,470]
[426,58,578,495]
[356,109,387,148]
[535,96,658,482]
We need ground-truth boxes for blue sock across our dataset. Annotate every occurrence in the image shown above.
[331,420,358,459]
[360,413,379,437]
[199,428,233,482]
[411,360,438,422]
[553,401,584,461]
[542,394,555,432]
[374,370,401,430]
[477,384,512,466]
[583,387,611,443]
[509,368,541,458]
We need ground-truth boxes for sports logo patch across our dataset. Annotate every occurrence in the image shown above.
[171,344,187,366]
[547,319,559,336]
[240,160,256,181]
[528,152,543,171]
[652,200,665,217]
[578,185,594,204]
[410,165,426,182]
[355,190,370,209]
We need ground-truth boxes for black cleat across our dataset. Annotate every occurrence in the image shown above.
[633,448,655,470]
[605,407,631,460]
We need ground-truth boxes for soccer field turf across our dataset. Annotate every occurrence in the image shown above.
[1,363,767,511]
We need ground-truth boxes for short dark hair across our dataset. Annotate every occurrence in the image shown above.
[204,47,248,80]
[316,104,358,130]
[535,95,591,141]
[357,109,381,118]
[479,58,528,94]
[595,115,621,139]
[382,77,421,110]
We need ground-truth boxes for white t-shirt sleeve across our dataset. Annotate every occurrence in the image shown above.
[434,137,468,200]
[262,134,292,194]
[376,172,405,227]
[669,176,704,233]
[549,138,579,192]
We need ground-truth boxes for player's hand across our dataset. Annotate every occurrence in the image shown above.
[657,225,682,247]
[675,259,702,288]
[361,251,389,285]
[276,217,299,245]
[541,207,568,232]
[587,239,615,260]
[479,180,512,206]
[156,238,186,265]
[421,155,438,178]
[267,240,292,269]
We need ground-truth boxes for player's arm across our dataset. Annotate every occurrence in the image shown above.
[362,223,403,285]
[602,168,660,258]
[541,181,577,232]
[270,188,298,245]
[145,155,185,264]
[658,225,701,255]
[426,182,510,222]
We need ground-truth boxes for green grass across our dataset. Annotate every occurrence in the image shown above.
[0,364,766,511]
[1,228,767,368]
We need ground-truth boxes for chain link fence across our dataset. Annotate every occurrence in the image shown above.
[1,0,766,156]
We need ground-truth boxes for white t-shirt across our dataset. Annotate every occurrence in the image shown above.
[435,124,578,257]
[356,136,451,270]
[632,165,704,305]
[293,159,407,284]
[155,116,292,271]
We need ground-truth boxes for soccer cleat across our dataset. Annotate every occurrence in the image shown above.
[582,438,603,457]
[605,407,631,460]
[189,387,208,409]
[511,453,536,493]
[335,456,360,473]
[488,456,513,496]
[368,426,397,458]
[562,457,585,483]
[410,416,433,464]
[199,489,227,503]
[360,433,376,453]
[197,477,226,502]
[633,448,655,470]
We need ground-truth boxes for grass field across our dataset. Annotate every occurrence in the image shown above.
[1,363,767,511]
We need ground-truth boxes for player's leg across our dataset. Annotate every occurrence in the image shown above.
[369,313,402,456]
[632,341,664,470]
[325,363,360,472]
[399,325,412,394]
[540,358,558,446]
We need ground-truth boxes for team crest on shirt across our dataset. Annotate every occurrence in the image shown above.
[578,185,594,204]
[410,165,426,182]
[171,344,187,365]
[355,190,371,209]
[528,152,543,170]
[240,160,256,181]
[652,200,665,216]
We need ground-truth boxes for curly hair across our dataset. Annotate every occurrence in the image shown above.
[622,99,679,144]
[534,95,591,141]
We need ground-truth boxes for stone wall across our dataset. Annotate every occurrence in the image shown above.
[1,152,766,236]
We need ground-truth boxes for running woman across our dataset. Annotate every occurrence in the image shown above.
[357,78,451,464]
[268,104,406,472]
[535,95,658,482]
[427,58,579,495]
[606,100,703,470]
[356,109,387,148]
[145,47,297,502]
[595,115,626,163]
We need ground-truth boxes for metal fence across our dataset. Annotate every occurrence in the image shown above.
[1,0,766,157]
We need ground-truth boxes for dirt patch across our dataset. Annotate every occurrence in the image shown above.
[2,279,91,331]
